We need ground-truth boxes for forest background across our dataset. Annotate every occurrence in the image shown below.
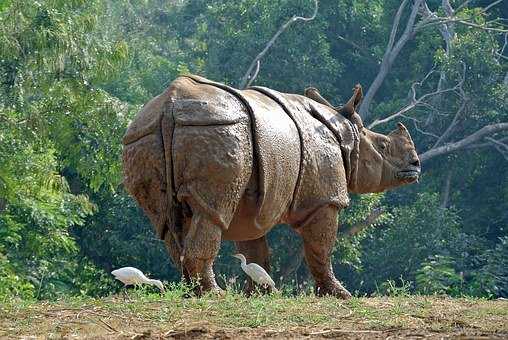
[0,0,507,301]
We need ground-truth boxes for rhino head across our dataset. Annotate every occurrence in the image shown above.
[342,85,420,193]
[306,85,421,194]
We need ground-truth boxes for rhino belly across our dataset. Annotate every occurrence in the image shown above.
[222,188,265,240]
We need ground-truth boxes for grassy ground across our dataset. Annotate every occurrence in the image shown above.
[1,287,507,339]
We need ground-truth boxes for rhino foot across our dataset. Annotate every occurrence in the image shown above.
[315,280,352,300]
[197,285,224,297]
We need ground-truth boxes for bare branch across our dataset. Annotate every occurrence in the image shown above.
[456,0,473,12]
[421,1,454,54]
[485,137,508,161]
[359,0,425,120]
[419,123,508,162]
[464,136,508,150]
[387,0,410,51]
[245,60,260,88]
[238,0,319,89]
[498,33,508,64]
[337,35,380,63]
[367,66,463,129]
[417,16,508,33]
[486,137,508,152]
[410,118,441,139]
[444,19,507,33]
[431,100,466,148]
[341,208,384,237]
[440,168,453,209]
[483,0,504,13]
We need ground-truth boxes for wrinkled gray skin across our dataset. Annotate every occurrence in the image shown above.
[122,75,420,299]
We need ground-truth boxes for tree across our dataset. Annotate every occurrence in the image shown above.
[0,0,128,299]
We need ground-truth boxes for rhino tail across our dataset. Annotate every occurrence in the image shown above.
[160,101,187,271]
[122,92,183,271]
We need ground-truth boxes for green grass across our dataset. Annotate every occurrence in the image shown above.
[1,286,507,338]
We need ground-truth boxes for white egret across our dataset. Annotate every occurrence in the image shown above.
[111,267,164,299]
[232,254,277,291]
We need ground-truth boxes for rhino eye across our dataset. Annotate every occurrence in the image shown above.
[379,142,387,150]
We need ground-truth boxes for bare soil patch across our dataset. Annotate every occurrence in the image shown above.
[1,295,506,339]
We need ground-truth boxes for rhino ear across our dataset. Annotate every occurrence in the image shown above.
[397,122,410,136]
[397,122,407,131]
[338,84,364,130]
[352,84,363,108]
[304,87,335,108]
[339,84,363,118]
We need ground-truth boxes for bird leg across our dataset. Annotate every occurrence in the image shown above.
[235,236,272,296]
[122,286,132,302]
[300,206,352,299]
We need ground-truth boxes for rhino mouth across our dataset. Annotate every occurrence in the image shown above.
[397,166,421,182]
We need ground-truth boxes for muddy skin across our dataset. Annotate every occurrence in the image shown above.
[122,75,420,299]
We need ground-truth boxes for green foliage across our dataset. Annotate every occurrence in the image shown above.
[347,193,463,293]
[72,190,179,283]
[177,0,342,94]
[335,193,388,270]
[1,0,507,301]
[0,255,34,301]
[0,0,128,299]
[416,255,464,296]
[468,236,508,298]
[415,237,508,298]
[375,278,412,298]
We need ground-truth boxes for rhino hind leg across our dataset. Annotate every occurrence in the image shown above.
[235,236,272,295]
[181,213,223,296]
[300,206,352,300]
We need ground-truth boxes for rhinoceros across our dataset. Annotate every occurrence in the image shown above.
[122,74,420,299]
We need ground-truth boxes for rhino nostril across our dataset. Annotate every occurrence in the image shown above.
[410,159,420,167]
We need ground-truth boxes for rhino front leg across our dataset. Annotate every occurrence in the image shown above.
[181,213,223,295]
[300,206,352,299]
[235,235,272,295]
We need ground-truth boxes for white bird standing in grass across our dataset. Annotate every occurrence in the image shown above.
[111,267,164,299]
[232,254,277,291]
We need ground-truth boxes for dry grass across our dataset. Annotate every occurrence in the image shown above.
[1,289,507,339]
